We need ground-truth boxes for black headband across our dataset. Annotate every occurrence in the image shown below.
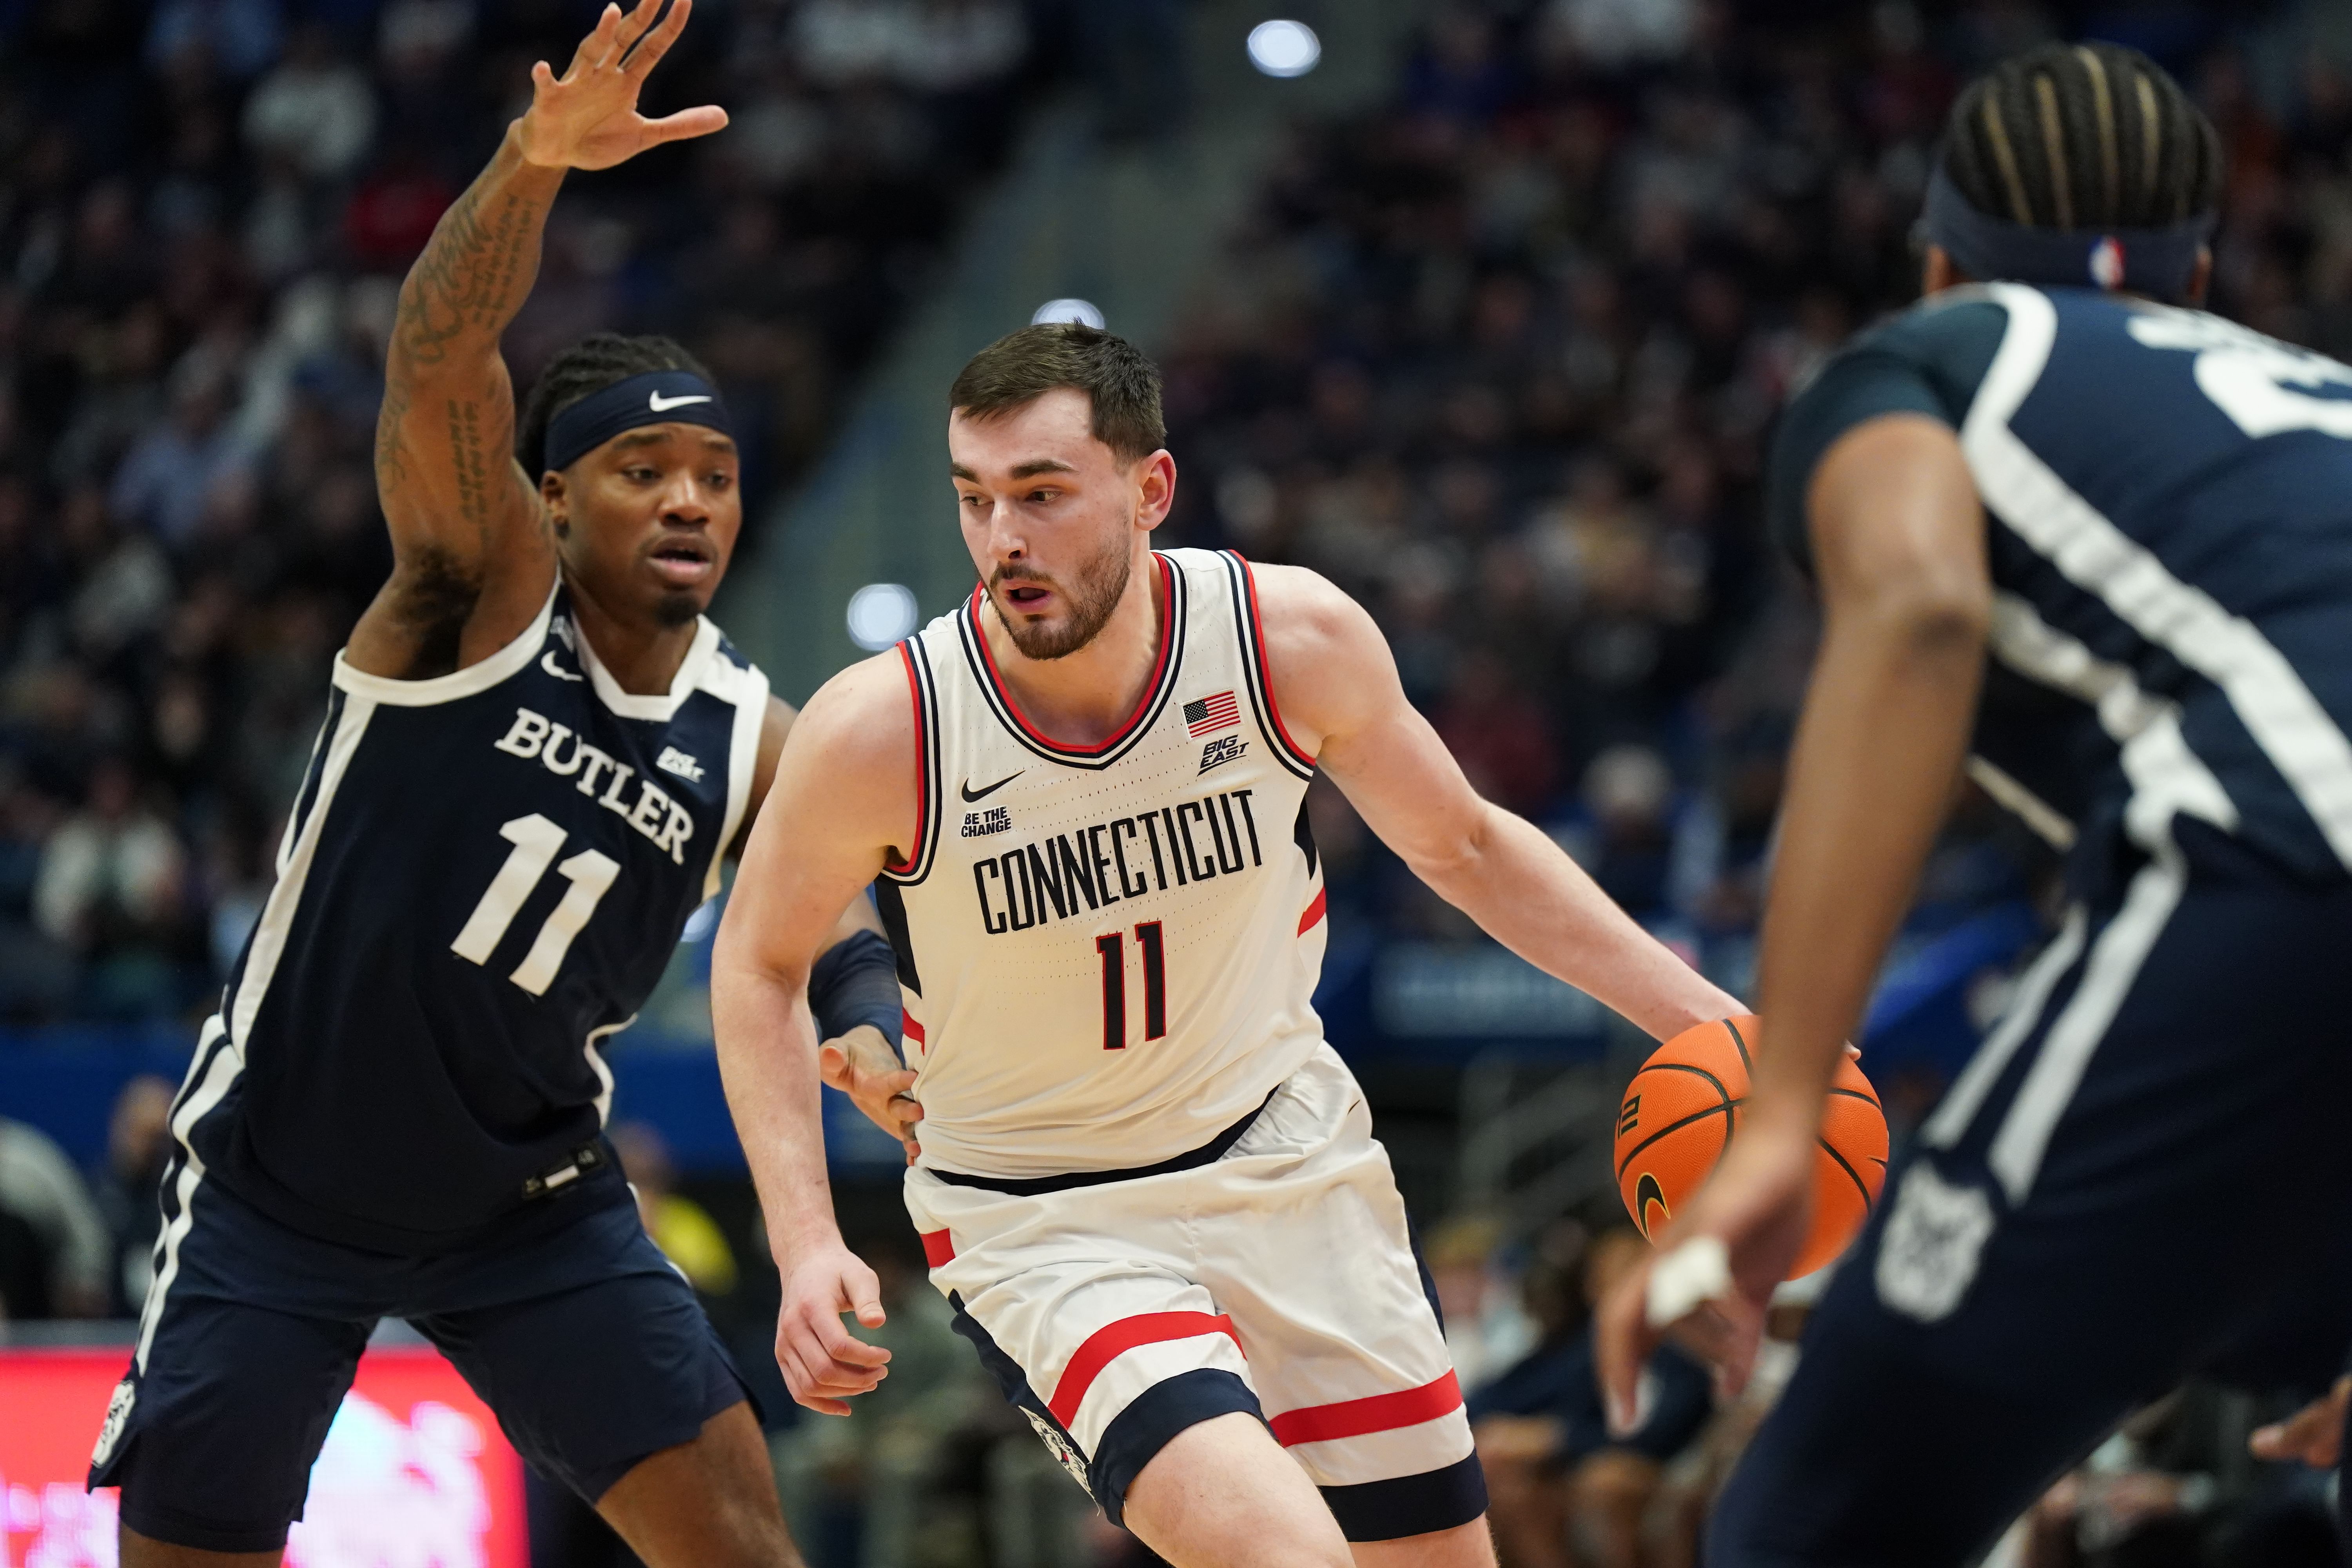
[1920,167,2216,303]
[542,370,735,474]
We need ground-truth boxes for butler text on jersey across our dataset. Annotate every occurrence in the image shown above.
[494,705,697,863]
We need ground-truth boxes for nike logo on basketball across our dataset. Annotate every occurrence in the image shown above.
[648,391,713,412]
[961,772,1022,802]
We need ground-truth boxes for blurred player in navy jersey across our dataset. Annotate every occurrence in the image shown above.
[1599,42,2352,1565]
[87,5,905,1563]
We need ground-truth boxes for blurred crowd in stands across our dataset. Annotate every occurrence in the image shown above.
[0,0,1049,1021]
[1158,0,2352,1005]
[7,0,2352,1563]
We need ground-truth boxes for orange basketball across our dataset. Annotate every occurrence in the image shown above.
[1613,1014,1889,1279]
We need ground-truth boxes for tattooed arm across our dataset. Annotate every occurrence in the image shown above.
[349,0,726,679]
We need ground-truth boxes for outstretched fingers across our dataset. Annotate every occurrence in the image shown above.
[571,3,624,76]
[642,105,729,145]
[623,0,694,74]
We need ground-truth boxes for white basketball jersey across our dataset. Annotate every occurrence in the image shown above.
[876,548,1328,1180]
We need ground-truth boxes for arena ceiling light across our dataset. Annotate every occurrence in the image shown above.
[1032,298,1106,328]
[846,583,920,651]
[1247,19,1320,78]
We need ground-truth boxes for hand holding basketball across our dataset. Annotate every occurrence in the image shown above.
[1594,1016,1889,1432]
[1613,1016,1887,1278]
[518,0,728,173]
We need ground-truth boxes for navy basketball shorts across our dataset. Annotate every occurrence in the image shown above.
[905,1045,1487,1541]
[1711,825,2352,1567]
[88,1169,748,1555]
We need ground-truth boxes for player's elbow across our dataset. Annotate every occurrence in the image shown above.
[1403,798,1509,897]
[711,906,807,1000]
[1843,572,1990,667]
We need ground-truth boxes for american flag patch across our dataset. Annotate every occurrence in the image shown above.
[1185,691,1240,736]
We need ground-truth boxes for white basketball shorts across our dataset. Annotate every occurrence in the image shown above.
[902,1044,1486,1540]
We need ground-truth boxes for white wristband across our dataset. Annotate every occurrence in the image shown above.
[1646,1236,1732,1328]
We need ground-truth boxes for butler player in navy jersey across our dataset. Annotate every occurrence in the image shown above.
[86,5,904,1563]
[1598,44,2352,1563]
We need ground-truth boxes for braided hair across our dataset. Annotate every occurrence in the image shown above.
[1941,42,2223,231]
[516,332,718,476]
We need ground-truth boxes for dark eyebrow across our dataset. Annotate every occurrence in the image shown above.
[1009,459,1077,479]
[614,429,736,456]
[950,462,980,481]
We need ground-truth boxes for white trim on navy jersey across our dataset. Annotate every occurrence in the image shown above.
[330,583,558,707]
[129,1018,235,1381]
[1983,592,2238,851]
[579,614,724,724]
[134,685,376,1378]
[1965,283,2352,871]
[232,693,379,1053]
[701,652,771,898]
[1985,844,2185,1202]
[1921,906,2089,1152]
[584,1012,634,1127]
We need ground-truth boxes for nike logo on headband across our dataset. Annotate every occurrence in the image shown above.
[648,391,714,412]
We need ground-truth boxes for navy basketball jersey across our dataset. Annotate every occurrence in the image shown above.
[180,584,769,1252]
[1770,284,2352,890]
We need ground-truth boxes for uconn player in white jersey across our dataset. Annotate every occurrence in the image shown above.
[1599,44,2352,1564]
[93,7,903,1564]
[713,325,1747,1567]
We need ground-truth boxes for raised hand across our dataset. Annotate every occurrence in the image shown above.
[818,1024,924,1165]
[518,0,726,172]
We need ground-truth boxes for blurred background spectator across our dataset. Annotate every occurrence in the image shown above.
[0,1114,109,1319]
[0,0,1050,1022]
[4,1,2352,1564]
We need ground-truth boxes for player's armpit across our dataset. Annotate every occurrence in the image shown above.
[728,693,802,860]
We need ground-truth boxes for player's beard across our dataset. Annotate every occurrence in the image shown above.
[991,532,1132,661]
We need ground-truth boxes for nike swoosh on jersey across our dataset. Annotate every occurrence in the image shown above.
[960,771,1022,802]
[648,391,714,412]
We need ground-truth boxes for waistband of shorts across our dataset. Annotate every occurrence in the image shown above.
[925,1086,1281,1198]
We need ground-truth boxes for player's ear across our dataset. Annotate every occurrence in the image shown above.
[2185,247,2213,308]
[540,468,570,536]
[1133,449,1176,534]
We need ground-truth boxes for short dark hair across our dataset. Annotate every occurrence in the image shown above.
[949,323,1165,463]
[517,332,717,475]
[1941,42,2222,231]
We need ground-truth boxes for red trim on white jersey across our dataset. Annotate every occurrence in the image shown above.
[966,555,1178,758]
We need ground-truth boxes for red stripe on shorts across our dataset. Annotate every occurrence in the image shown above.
[1047,1312,1245,1428]
[1267,1370,1463,1447]
[903,1009,926,1045]
[920,1229,955,1268]
[1298,887,1327,935]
